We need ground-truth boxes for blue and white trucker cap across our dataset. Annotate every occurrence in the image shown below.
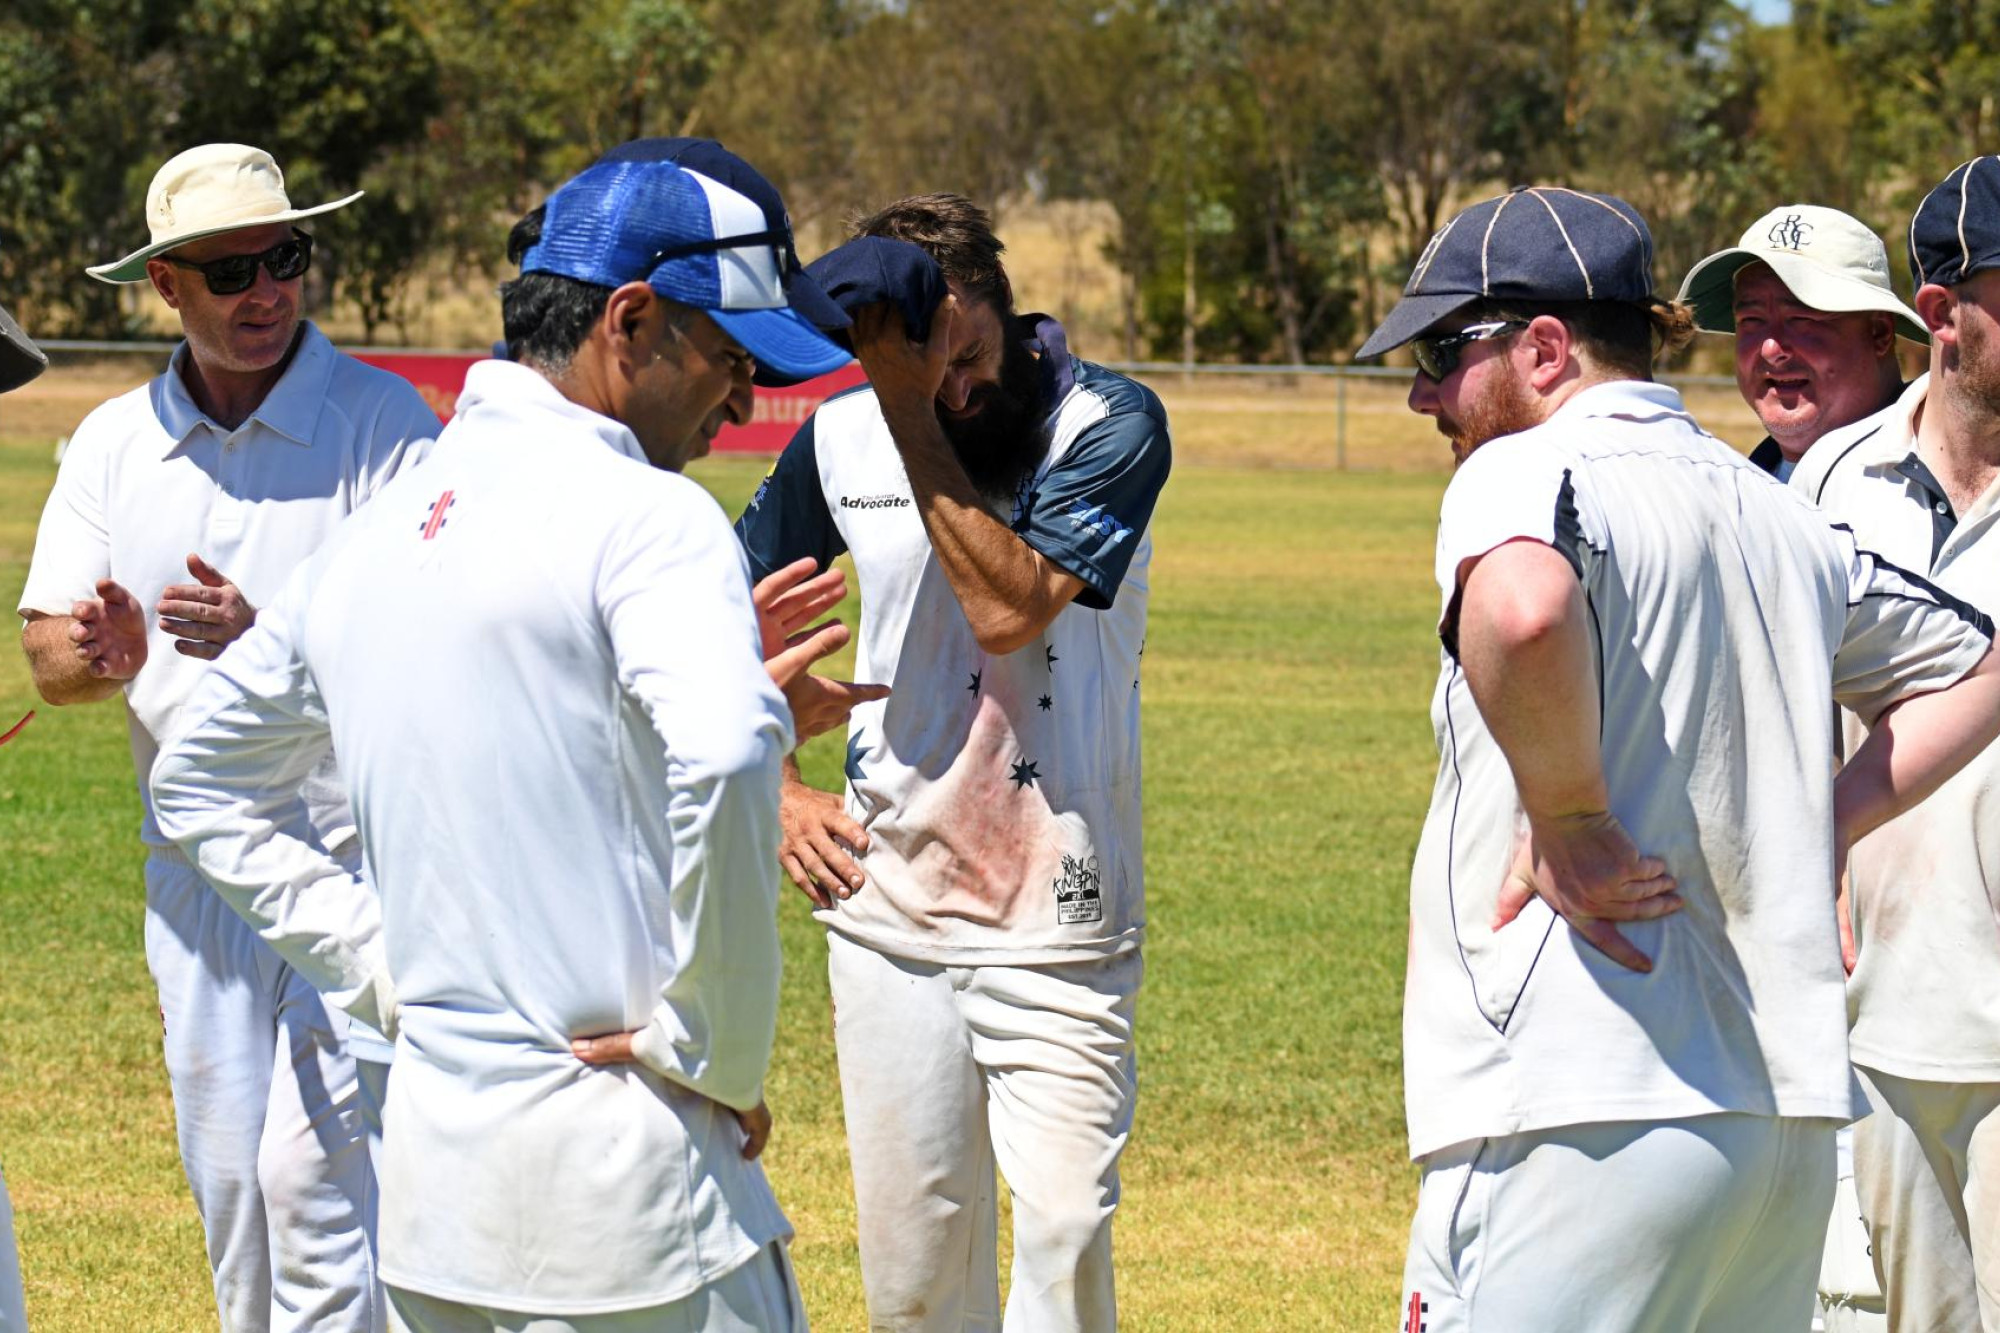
[1358,186,1657,359]
[521,158,851,381]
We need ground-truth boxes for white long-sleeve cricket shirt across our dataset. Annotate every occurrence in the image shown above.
[152,359,795,1314]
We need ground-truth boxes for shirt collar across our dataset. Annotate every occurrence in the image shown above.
[450,358,651,466]
[1022,312,1075,414]
[1829,373,1928,471]
[153,321,336,455]
[1547,377,1693,427]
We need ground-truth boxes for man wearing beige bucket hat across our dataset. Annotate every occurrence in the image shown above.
[1679,204,1925,482]
[18,143,438,1331]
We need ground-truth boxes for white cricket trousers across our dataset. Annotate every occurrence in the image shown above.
[0,1165,24,1332]
[1815,1124,1886,1333]
[383,1241,807,1332]
[826,931,1141,1333]
[1853,1065,2000,1332]
[143,847,379,1332]
[1400,1113,1835,1333]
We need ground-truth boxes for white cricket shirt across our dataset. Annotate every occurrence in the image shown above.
[1405,379,1991,1160]
[17,323,439,848]
[736,325,1171,965]
[152,360,796,1313]
[1793,374,2000,1082]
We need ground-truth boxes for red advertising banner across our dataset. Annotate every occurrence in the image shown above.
[350,351,866,454]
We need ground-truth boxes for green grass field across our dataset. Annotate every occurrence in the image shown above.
[0,428,1447,1328]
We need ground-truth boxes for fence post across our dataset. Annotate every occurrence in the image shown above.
[1336,368,1348,472]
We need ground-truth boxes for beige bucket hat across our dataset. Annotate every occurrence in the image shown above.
[87,143,362,285]
[1678,204,1928,344]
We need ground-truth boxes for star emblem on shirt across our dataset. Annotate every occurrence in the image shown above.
[1037,694,1052,711]
[1010,758,1041,789]
[845,731,869,783]
[968,670,982,694]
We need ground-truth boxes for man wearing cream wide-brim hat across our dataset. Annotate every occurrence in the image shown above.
[1678,204,1925,481]
[19,142,438,1332]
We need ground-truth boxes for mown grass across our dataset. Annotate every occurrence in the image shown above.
[0,430,1430,1329]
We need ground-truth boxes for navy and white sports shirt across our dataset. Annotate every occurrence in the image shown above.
[736,317,1171,964]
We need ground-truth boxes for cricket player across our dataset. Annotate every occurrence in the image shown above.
[150,153,855,1332]
[17,143,438,1331]
[1680,203,1924,481]
[737,195,1172,1331]
[1359,185,2000,1333]
[1679,201,1929,1333]
[0,282,50,1333]
[1788,157,2000,1333]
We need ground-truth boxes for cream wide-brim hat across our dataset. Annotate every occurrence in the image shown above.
[86,143,362,285]
[1678,203,1928,345]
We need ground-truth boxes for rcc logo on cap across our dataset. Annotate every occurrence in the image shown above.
[1767,213,1813,251]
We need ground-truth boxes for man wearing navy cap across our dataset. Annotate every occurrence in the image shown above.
[736,194,1171,1332]
[149,155,856,1331]
[1361,186,2000,1331]
[1791,158,2000,1333]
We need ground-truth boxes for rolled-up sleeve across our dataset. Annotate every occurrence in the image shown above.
[601,494,792,1112]
[149,557,398,1037]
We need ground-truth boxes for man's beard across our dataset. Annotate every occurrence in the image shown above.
[1439,362,1542,466]
[1955,303,2000,423]
[940,331,1052,504]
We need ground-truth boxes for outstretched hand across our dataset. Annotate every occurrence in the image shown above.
[753,559,890,744]
[157,552,257,660]
[70,578,149,680]
[1493,810,1682,972]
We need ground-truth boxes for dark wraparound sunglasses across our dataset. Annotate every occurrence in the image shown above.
[637,228,794,283]
[1411,319,1528,382]
[164,229,314,296]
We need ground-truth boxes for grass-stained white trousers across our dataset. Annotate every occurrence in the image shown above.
[0,1166,23,1332]
[826,931,1141,1333]
[144,847,378,1333]
[1401,1113,1835,1333]
[1854,1066,2000,1333]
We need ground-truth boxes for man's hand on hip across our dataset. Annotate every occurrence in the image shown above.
[1493,809,1682,972]
[570,1033,773,1159]
[157,552,256,660]
[780,777,869,908]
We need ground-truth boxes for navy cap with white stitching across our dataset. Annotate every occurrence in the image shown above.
[1357,187,1658,359]
[1909,157,2000,291]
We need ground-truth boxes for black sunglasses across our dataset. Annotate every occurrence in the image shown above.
[164,229,314,296]
[1411,319,1528,382]
[637,227,795,282]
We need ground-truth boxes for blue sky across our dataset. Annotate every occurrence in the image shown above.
[1746,0,1790,21]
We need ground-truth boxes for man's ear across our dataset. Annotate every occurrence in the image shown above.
[1871,312,1898,359]
[1521,314,1573,390]
[601,282,658,367]
[145,259,183,311]
[1915,283,1956,344]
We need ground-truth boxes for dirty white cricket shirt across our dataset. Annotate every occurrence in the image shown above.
[152,360,796,1313]
[1794,374,2000,1082]
[1404,378,1991,1160]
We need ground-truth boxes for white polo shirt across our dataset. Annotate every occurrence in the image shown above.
[1792,374,2000,1082]
[736,327,1172,966]
[151,360,796,1314]
[18,322,439,848]
[1405,378,1991,1160]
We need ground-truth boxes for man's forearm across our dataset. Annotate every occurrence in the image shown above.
[880,400,1072,653]
[1837,645,2000,848]
[1457,541,1608,819]
[21,615,123,705]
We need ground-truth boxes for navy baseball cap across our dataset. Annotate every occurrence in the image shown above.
[523,158,851,382]
[0,300,46,394]
[1909,157,2000,291]
[596,137,851,384]
[804,236,948,348]
[1358,187,1657,359]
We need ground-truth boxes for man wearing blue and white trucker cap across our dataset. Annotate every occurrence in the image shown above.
[19,142,439,1333]
[1359,186,2000,1333]
[0,285,46,1333]
[1679,204,1925,481]
[151,155,856,1332]
[1791,157,2000,1333]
